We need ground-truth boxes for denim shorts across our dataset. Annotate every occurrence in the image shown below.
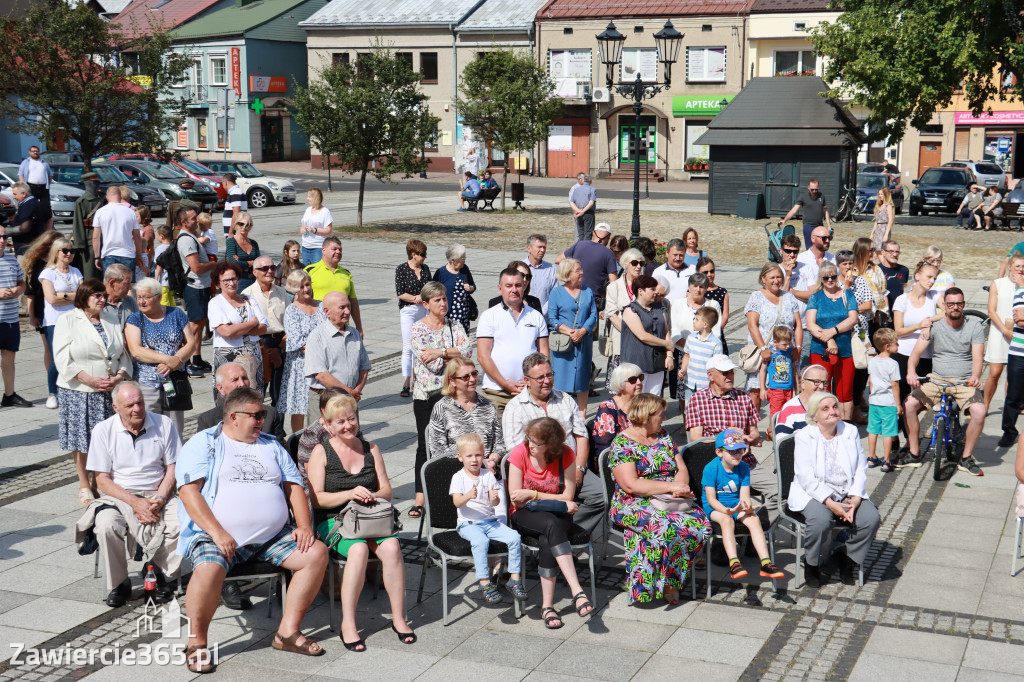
[188,526,297,572]
[182,286,211,323]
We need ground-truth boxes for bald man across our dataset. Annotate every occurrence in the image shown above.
[303,291,370,424]
[91,186,143,281]
[244,255,289,406]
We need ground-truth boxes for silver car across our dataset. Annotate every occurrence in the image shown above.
[942,160,1007,189]
[0,162,83,223]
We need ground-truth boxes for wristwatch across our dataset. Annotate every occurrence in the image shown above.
[575,465,586,474]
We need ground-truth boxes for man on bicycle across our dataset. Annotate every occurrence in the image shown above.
[901,287,986,476]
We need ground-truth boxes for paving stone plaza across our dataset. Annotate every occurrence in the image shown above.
[1,185,1023,681]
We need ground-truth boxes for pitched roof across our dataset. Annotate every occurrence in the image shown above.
[172,0,324,40]
[458,0,546,31]
[536,0,753,20]
[301,0,484,28]
[750,0,834,12]
[111,0,223,35]
[694,76,866,146]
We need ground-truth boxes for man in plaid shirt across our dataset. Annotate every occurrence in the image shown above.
[685,354,762,448]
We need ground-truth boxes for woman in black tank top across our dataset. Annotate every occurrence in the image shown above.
[306,394,416,651]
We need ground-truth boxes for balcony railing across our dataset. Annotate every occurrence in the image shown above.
[187,85,207,104]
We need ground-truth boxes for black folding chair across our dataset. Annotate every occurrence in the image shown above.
[416,456,521,625]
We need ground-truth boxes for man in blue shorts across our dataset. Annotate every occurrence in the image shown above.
[176,387,328,672]
[458,171,481,211]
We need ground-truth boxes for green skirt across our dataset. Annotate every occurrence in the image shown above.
[316,517,398,557]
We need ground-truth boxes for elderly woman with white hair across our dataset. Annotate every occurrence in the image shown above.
[432,243,476,332]
[123,277,196,435]
[590,361,644,468]
[548,256,598,415]
[790,391,880,588]
[602,247,646,391]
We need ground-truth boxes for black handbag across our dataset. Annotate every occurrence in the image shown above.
[140,313,193,412]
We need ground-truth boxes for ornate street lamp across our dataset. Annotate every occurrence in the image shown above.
[597,20,683,243]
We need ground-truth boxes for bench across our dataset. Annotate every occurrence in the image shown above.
[999,202,1024,231]
[466,186,500,211]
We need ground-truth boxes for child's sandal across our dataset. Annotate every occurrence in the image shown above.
[506,579,528,601]
[481,582,502,603]
[866,457,883,468]
[880,461,895,473]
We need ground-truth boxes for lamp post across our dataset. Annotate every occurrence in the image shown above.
[597,20,683,243]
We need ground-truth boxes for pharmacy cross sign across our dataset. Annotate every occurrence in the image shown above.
[251,98,264,114]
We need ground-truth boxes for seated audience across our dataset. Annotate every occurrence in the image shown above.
[590,362,644,466]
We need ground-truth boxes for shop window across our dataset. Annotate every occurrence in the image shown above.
[420,52,438,83]
[209,56,227,85]
[197,118,208,149]
[774,50,815,77]
[548,49,592,98]
[620,48,658,83]
[984,133,1014,173]
[686,47,726,83]
[1002,71,1017,94]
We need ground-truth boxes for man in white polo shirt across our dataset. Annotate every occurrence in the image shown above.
[476,267,549,416]
[92,186,143,282]
[652,238,695,303]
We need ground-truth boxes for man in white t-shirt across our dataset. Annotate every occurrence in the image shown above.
[221,173,246,237]
[91,186,143,282]
[476,267,550,416]
[653,238,695,303]
[85,382,181,607]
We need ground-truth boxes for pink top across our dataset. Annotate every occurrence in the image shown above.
[507,442,575,513]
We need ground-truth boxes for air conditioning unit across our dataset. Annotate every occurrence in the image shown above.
[578,82,592,100]
[592,87,610,102]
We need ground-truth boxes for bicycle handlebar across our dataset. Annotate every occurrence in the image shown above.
[918,377,971,388]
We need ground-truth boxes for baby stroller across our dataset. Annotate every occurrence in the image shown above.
[765,222,795,263]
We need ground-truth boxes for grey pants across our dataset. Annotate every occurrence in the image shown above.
[138,382,184,436]
[574,211,595,243]
[573,469,606,538]
[749,446,779,522]
[95,493,181,591]
[799,497,880,567]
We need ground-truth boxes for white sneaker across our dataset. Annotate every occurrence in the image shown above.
[46,395,57,409]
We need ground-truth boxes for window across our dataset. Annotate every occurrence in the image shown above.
[396,52,413,71]
[793,21,807,31]
[701,24,712,32]
[196,118,208,149]
[192,58,203,86]
[332,52,349,67]
[209,56,227,85]
[1002,71,1017,94]
[633,25,644,33]
[686,46,726,82]
[774,50,816,77]
[984,133,1014,172]
[420,52,438,82]
[217,126,228,150]
[547,49,591,98]
[424,125,438,151]
[620,48,658,83]
[563,27,573,34]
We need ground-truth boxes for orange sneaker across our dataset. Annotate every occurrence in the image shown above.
[759,562,785,579]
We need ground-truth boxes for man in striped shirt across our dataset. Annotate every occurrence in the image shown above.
[0,229,29,407]
[999,286,1024,447]
[774,365,830,437]
[222,173,246,237]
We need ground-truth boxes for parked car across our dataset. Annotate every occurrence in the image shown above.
[0,162,83,223]
[908,167,975,216]
[198,160,296,208]
[49,162,169,217]
[95,153,226,207]
[106,160,219,213]
[860,163,901,186]
[0,193,14,227]
[941,160,1006,189]
[856,172,904,214]
[40,150,84,163]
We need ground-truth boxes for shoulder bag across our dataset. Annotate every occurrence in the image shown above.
[842,290,870,370]
[524,452,570,513]
[326,497,403,541]
[549,293,581,353]
[140,313,193,411]
[649,494,695,513]
[739,294,784,374]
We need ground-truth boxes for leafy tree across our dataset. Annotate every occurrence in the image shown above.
[294,46,439,228]
[458,49,563,209]
[812,0,1024,143]
[0,1,192,169]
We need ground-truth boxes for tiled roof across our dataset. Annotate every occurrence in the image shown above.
[302,0,483,28]
[458,0,546,31]
[111,0,223,35]
[750,0,835,12]
[537,0,753,20]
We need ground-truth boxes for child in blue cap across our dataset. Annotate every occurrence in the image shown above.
[702,428,785,580]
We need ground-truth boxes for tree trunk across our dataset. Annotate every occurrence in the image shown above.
[500,157,509,212]
[357,166,367,229]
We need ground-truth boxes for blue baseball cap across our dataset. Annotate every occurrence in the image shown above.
[715,428,746,451]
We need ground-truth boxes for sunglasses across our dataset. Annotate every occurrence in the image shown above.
[701,268,716,274]
[816,235,833,242]
[625,374,645,384]
[0,235,7,241]
[253,265,274,272]
[453,370,479,381]
[945,301,965,308]
[235,222,252,228]
[629,260,644,267]
[821,275,838,282]
[59,248,74,255]
[234,410,267,420]
[782,248,799,255]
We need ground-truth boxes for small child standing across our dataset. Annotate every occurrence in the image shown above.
[702,429,785,580]
[153,225,176,306]
[678,306,722,414]
[449,433,528,603]
[867,328,901,472]
[759,326,795,440]
[196,212,219,260]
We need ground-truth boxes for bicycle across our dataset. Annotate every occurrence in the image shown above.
[917,377,968,481]
[834,184,870,222]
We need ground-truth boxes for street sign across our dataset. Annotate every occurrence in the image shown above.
[249,76,286,93]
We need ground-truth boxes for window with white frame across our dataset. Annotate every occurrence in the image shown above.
[209,56,227,85]
[547,49,591,98]
[620,48,658,83]
[774,50,816,77]
[686,46,726,83]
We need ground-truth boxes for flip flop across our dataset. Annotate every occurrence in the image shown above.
[407,505,423,518]
[272,631,324,656]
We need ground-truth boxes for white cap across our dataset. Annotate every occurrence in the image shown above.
[706,354,738,373]
[593,223,611,235]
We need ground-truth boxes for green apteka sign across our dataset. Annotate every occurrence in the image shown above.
[672,94,735,117]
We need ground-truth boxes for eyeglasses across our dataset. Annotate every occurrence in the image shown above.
[821,275,838,282]
[453,370,479,381]
[625,374,645,384]
[220,277,238,284]
[945,301,966,308]
[518,272,532,281]
[782,248,799,255]
[629,260,644,267]
[701,268,716,274]
[59,248,73,255]
[136,294,157,302]
[885,249,901,254]
[253,265,274,272]
[816,235,833,242]
[91,292,108,299]
[804,377,829,387]
[527,372,554,382]
[233,410,267,420]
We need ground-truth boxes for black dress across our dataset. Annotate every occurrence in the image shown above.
[620,301,668,374]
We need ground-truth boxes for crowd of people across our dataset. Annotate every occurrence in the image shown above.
[5,172,1024,673]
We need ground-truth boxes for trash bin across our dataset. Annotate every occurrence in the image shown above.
[737,192,765,220]
[511,183,525,202]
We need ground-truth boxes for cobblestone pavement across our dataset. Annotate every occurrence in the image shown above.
[0,205,1022,681]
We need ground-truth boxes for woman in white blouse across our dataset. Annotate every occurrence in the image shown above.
[37,237,83,409]
[789,392,880,589]
[299,187,333,266]
[208,261,268,398]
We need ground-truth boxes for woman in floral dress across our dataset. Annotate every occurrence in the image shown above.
[609,393,711,604]
[280,269,325,434]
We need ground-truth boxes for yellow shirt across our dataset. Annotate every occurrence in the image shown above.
[305,260,356,302]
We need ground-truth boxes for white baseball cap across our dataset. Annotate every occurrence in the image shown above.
[706,354,738,373]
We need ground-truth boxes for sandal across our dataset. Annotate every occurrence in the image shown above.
[272,631,325,656]
[400,386,411,398]
[185,645,216,674]
[866,457,883,468]
[542,607,563,629]
[341,638,366,652]
[407,505,423,518]
[391,623,417,644]
[663,587,680,605]
[880,461,895,473]
[572,591,594,617]
[481,582,502,603]
[506,579,528,601]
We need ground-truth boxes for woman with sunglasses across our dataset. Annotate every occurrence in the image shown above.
[408,282,472,517]
[590,362,644,464]
[892,260,942,433]
[225,212,260,290]
[743,262,803,412]
[603,248,645,391]
[35,236,81,410]
[836,248,874,423]
[806,262,860,419]
[208,261,268,398]
[697,256,729,352]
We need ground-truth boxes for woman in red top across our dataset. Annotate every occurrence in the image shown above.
[507,417,594,629]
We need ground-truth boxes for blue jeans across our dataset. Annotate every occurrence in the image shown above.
[802,224,818,250]
[43,325,58,396]
[101,255,136,282]
[301,246,321,266]
[456,518,522,579]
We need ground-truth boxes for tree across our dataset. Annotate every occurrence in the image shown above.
[0,1,192,170]
[458,49,564,210]
[812,0,1024,143]
[294,46,439,228]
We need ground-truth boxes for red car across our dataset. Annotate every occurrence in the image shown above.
[95,154,227,207]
